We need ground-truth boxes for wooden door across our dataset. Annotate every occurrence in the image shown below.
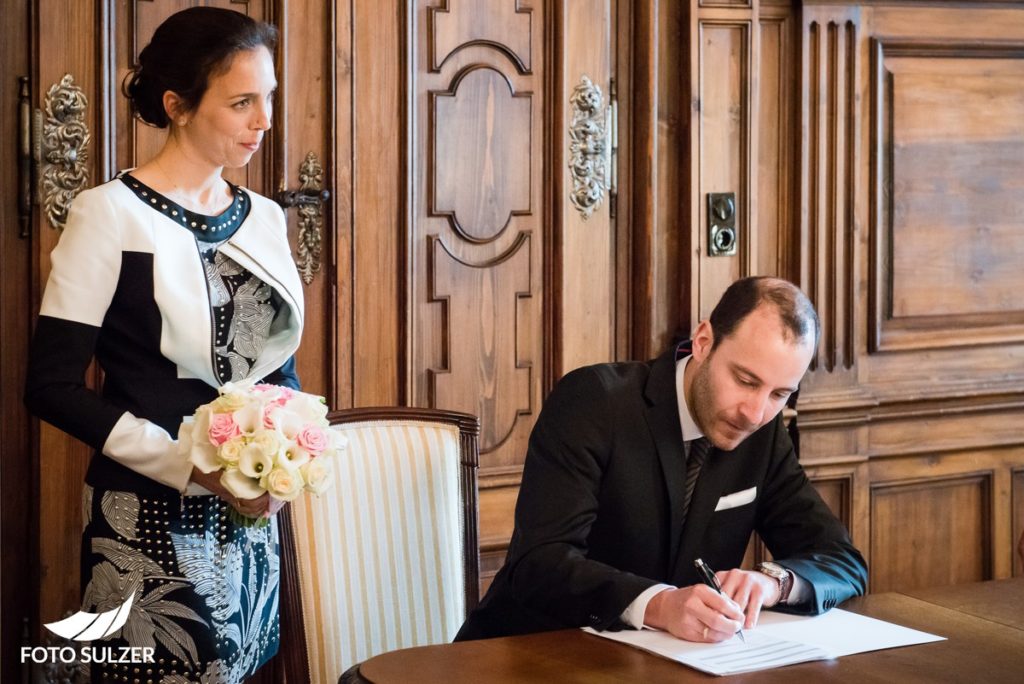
[400,0,620,590]
[340,0,622,591]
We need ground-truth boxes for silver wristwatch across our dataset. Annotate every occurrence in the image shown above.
[756,561,793,604]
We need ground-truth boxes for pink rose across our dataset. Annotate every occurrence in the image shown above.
[262,405,278,430]
[208,413,241,446]
[253,384,295,407]
[274,387,296,406]
[296,425,330,456]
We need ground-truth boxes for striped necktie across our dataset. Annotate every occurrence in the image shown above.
[681,437,710,525]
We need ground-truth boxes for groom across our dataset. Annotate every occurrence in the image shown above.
[457,277,866,642]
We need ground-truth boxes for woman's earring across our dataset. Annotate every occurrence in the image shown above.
[179,118,188,127]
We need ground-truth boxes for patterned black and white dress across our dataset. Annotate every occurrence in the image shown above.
[27,173,304,683]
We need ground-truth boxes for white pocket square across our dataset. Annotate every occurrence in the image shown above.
[714,486,757,511]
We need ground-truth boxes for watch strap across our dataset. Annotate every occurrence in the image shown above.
[757,562,793,604]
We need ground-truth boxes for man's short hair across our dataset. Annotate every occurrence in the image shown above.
[709,276,819,350]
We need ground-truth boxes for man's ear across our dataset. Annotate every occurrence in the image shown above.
[691,320,715,362]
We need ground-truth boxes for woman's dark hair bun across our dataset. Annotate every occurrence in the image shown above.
[121,7,277,128]
[123,65,170,127]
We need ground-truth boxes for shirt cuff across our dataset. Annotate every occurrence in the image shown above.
[783,571,811,606]
[621,583,676,629]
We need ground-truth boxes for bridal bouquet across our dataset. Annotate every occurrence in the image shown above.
[179,381,345,523]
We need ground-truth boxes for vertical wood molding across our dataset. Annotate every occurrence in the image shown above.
[693,1,753,318]
[1014,468,1024,577]
[801,15,858,373]
[352,0,405,406]
[629,0,658,359]
[1,0,33,675]
[756,6,797,281]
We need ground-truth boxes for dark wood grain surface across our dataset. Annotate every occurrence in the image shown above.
[358,580,1024,683]
[902,576,1024,631]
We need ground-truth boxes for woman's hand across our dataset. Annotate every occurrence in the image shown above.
[189,467,285,519]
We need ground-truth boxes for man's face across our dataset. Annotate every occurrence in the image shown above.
[686,306,814,451]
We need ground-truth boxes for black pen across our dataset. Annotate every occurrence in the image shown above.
[694,558,746,643]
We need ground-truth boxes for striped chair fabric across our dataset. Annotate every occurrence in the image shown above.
[283,408,479,683]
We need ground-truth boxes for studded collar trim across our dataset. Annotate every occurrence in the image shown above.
[119,172,251,240]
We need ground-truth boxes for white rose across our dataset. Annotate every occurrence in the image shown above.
[218,437,245,468]
[238,443,274,480]
[301,459,333,495]
[251,429,283,458]
[221,469,264,499]
[212,391,247,413]
[261,466,304,502]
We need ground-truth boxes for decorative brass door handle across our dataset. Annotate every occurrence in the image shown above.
[277,188,330,208]
[37,74,91,230]
[277,152,330,285]
[568,75,616,220]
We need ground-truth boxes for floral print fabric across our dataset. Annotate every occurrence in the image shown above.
[80,485,280,683]
[198,244,280,385]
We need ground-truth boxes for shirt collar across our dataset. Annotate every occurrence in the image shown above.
[674,354,703,442]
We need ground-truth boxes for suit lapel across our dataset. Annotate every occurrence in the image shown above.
[641,348,688,573]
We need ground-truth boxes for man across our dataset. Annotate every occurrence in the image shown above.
[456,277,867,642]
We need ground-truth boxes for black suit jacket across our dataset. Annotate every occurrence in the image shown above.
[456,347,867,640]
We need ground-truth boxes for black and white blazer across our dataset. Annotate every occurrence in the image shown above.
[25,177,304,496]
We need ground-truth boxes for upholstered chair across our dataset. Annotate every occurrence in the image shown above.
[278,407,480,683]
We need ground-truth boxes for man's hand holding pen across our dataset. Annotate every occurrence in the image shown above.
[643,584,745,642]
[713,567,782,629]
[642,560,783,643]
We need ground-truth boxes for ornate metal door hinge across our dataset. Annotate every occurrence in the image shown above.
[36,74,91,230]
[568,75,617,220]
[277,152,331,285]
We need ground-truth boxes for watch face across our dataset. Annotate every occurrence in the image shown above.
[759,562,785,578]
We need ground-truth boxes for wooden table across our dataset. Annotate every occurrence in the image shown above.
[903,576,1024,631]
[358,578,1024,682]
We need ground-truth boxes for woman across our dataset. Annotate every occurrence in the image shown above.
[25,7,302,682]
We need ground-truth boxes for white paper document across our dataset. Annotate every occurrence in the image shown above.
[583,609,945,676]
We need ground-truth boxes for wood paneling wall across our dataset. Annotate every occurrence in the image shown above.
[665,0,1024,593]
[8,4,1024,665]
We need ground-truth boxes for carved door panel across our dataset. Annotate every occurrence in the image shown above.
[406,0,618,588]
[22,0,333,671]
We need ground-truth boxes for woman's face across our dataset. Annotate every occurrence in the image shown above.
[179,45,276,169]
